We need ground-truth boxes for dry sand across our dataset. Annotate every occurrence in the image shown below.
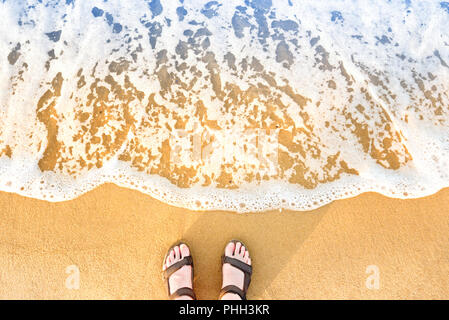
[0,184,448,299]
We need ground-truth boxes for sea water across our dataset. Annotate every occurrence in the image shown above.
[0,0,448,212]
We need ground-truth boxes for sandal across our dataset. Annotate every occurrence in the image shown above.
[162,242,196,300]
[219,240,253,300]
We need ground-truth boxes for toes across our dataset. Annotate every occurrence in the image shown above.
[225,241,250,263]
[165,243,191,270]
[225,241,235,257]
[234,242,242,256]
[166,255,171,266]
[180,243,190,258]
[240,245,246,257]
[174,245,181,260]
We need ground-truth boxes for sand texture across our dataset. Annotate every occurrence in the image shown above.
[0,185,447,299]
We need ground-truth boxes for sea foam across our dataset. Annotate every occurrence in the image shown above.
[0,0,448,212]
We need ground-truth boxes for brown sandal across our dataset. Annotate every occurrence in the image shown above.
[163,242,196,300]
[219,240,253,300]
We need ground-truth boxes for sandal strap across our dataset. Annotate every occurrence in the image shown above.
[219,285,246,300]
[164,256,193,279]
[222,256,252,276]
[170,287,196,300]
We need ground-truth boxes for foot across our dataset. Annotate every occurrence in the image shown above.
[163,243,194,300]
[220,241,252,300]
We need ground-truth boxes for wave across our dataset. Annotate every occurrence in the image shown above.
[0,0,448,211]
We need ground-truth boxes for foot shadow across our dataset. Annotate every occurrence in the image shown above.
[182,204,330,299]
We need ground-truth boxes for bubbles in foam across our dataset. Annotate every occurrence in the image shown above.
[0,0,449,212]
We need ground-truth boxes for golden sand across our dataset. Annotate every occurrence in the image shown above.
[0,184,447,299]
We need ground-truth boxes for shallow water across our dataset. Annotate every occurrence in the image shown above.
[0,0,448,211]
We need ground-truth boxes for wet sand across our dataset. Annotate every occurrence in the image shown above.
[0,184,448,299]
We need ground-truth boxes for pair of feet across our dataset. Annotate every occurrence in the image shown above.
[162,241,252,300]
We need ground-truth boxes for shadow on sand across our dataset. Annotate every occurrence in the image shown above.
[181,204,331,299]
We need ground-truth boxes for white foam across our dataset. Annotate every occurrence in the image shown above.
[0,0,448,212]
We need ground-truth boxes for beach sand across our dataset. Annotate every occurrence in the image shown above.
[0,184,447,299]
